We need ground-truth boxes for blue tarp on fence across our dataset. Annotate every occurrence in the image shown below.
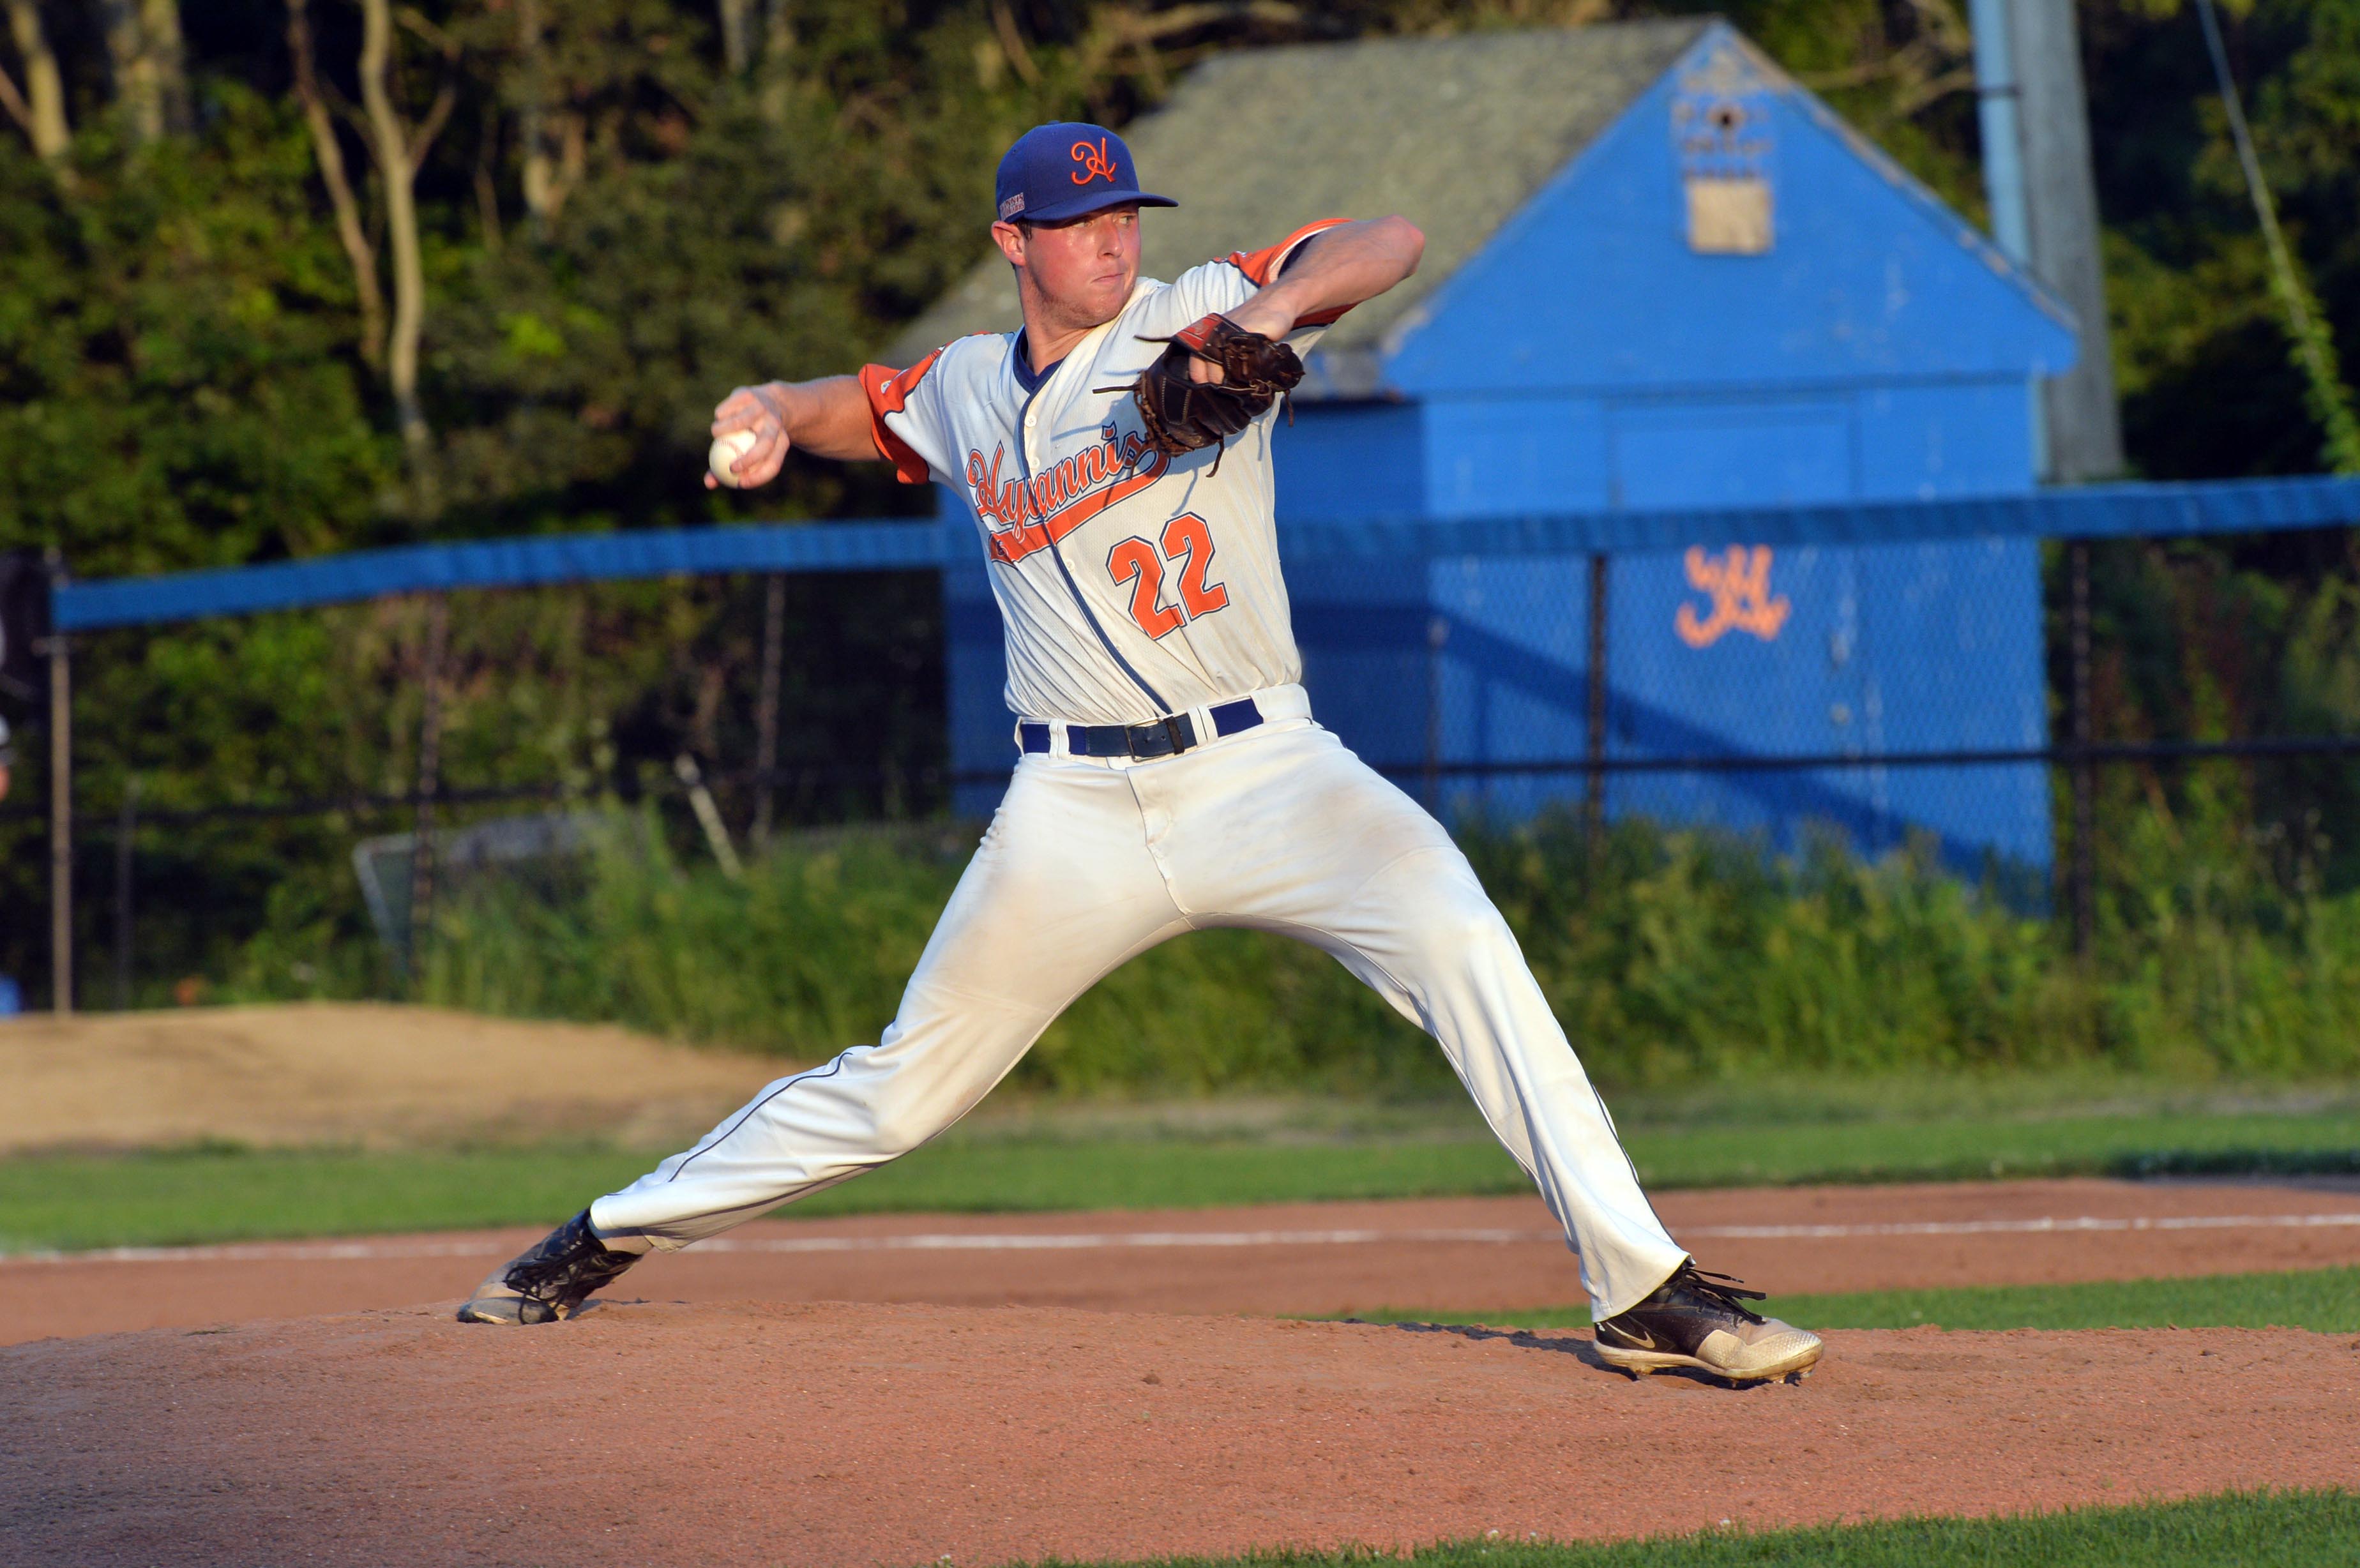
[1278,475,2360,559]
[52,520,949,631]
[50,476,2360,632]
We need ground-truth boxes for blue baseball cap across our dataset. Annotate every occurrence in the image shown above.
[994,123,1176,226]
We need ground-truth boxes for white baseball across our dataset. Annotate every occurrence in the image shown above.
[708,428,760,488]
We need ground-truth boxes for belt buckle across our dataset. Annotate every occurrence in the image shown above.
[1126,715,1194,759]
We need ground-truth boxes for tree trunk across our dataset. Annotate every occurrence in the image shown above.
[99,0,190,142]
[357,0,437,502]
[718,0,754,75]
[758,0,793,123]
[520,108,583,227]
[515,0,584,230]
[140,0,190,135]
[100,1,157,141]
[2,0,70,161]
[517,0,547,220]
[0,56,33,149]
[287,0,386,366]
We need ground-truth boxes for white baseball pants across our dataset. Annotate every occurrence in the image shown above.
[590,688,1690,1316]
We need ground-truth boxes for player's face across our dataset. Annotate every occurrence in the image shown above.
[997,205,1141,329]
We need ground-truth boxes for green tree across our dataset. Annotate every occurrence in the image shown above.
[5,0,2360,1005]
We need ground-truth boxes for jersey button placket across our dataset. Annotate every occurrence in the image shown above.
[1011,335,1171,717]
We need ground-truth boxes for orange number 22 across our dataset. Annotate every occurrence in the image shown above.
[1108,537,1184,638]
[1107,514,1228,640]
[1162,513,1230,619]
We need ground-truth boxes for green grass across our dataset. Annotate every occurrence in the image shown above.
[1618,1109,2360,1186]
[6,1089,2360,1252]
[0,1143,672,1252]
[0,1136,1529,1252]
[1342,1264,2360,1336]
[1035,1489,2360,1566]
[1783,1267,2360,1333]
[238,802,2360,1090]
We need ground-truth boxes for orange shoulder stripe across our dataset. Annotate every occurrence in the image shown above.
[1225,218,1352,287]
[861,349,943,485]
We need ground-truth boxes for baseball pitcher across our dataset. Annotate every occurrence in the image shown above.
[461,122,1823,1385]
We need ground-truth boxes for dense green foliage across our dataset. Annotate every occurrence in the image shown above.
[1051,1491,2360,1567]
[217,804,2360,1086]
[4,0,2360,1009]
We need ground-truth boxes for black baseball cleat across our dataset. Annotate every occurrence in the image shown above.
[1592,1262,1824,1384]
[457,1209,643,1325]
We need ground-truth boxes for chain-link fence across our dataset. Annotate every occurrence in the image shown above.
[0,558,953,1010]
[10,479,2360,1012]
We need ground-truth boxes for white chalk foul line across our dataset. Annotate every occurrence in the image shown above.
[6,1210,2360,1267]
[1684,1213,2360,1240]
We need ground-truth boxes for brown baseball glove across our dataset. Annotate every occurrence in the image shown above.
[1107,313,1304,472]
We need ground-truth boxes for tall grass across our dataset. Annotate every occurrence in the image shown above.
[415,818,1420,1093]
[339,788,2360,1092]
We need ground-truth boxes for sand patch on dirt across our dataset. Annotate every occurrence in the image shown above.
[1,1002,777,1154]
[4,1300,2355,1567]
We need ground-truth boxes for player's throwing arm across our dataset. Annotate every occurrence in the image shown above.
[704,374,879,490]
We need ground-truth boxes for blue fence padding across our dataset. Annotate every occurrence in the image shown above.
[1276,476,2360,560]
[52,520,950,631]
[50,477,2360,631]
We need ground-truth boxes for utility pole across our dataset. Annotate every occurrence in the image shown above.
[753,573,785,851]
[405,592,449,990]
[115,775,139,1009]
[1969,0,2029,264]
[1969,0,2125,481]
[47,614,70,1015]
[1585,553,1610,863]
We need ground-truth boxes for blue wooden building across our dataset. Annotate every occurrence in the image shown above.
[892,20,2078,870]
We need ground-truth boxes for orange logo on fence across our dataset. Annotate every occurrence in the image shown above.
[1070,137,1118,185]
[1675,545,1790,648]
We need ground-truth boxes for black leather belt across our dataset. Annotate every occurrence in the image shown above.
[1019,697,1264,759]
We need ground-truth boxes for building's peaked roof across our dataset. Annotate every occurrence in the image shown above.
[885,18,1710,365]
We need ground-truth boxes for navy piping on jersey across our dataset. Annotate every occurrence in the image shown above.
[1010,330,1062,396]
[663,1055,851,1182]
[1007,336,1170,714]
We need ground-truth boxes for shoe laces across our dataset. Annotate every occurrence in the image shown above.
[1674,1263,1767,1325]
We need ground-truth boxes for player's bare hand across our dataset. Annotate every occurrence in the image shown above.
[1190,300,1295,384]
[707,383,794,490]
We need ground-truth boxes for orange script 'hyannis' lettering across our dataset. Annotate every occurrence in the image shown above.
[1675,544,1790,648]
[967,424,1167,565]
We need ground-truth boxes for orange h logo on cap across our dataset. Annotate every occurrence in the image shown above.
[1070,137,1117,185]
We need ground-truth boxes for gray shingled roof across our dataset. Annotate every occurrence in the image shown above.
[884,19,1712,370]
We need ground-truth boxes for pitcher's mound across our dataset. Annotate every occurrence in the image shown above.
[5,1301,2354,1567]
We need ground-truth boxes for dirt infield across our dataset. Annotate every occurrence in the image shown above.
[9,1177,2360,1345]
[3,1002,773,1153]
[6,1300,2357,1568]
